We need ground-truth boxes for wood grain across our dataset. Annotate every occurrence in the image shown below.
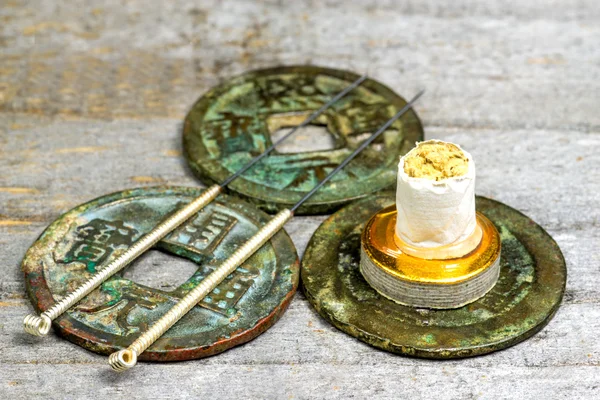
[1,1,598,398]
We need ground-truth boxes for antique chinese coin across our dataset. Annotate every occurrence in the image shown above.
[22,186,299,360]
[183,65,424,214]
[301,193,566,359]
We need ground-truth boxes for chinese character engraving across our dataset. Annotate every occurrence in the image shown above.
[164,210,237,256]
[62,219,138,272]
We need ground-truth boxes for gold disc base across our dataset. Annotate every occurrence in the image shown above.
[360,206,501,309]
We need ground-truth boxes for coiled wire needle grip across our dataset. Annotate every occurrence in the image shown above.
[23,75,368,337]
[109,89,425,371]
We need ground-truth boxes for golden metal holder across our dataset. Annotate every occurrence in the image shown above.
[360,205,501,309]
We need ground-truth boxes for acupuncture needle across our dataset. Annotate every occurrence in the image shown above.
[23,74,368,337]
[108,89,425,371]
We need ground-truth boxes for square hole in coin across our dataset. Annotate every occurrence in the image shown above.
[267,112,338,153]
[271,124,337,153]
[122,250,198,292]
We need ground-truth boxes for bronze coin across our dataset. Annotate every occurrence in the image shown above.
[301,194,566,359]
[183,66,423,214]
[22,186,299,361]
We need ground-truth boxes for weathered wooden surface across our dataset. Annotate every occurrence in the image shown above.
[1,1,599,399]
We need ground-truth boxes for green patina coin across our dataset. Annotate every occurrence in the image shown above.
[183,66,423,215]
[301,194,566,359]
[22,186,299,361]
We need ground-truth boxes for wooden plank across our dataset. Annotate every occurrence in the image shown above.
[0,0,598,398]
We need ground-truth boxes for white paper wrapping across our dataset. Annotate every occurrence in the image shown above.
[395,140,477,248]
